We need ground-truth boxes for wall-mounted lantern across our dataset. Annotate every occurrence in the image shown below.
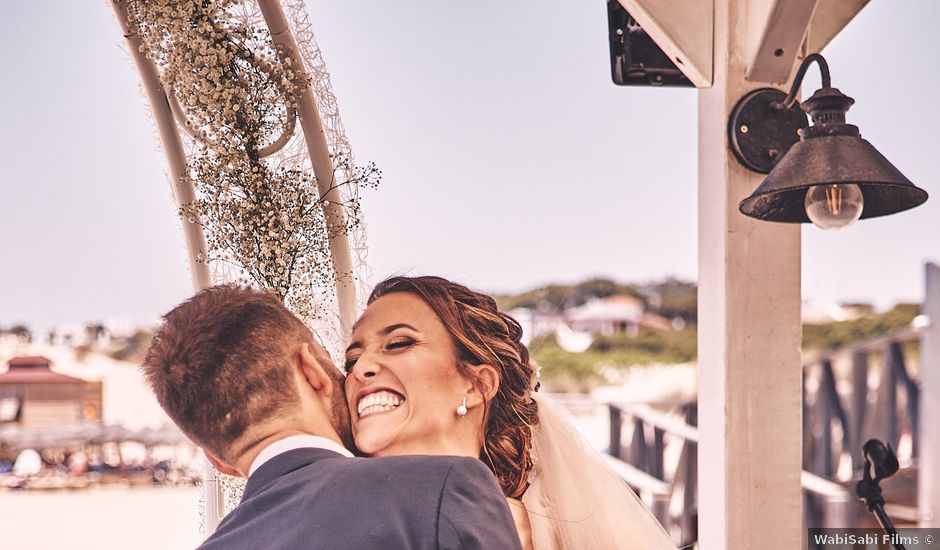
[730,54,927,230]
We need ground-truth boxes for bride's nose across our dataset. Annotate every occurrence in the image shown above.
[352,355,381,381]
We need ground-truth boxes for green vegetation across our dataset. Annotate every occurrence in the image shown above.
[497,278,919,391]
[494,278,643,312]
[801,303,919,350]
[108,330,155,363]
[531,326,698,390]
[494,277,696,322]
[644,278,698,323]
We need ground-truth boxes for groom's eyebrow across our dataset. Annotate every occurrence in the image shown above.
[345,323,418,354]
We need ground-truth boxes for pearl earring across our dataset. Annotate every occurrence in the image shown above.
[456,397,468,417]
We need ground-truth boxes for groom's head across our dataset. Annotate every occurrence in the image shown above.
[142,285,351,470]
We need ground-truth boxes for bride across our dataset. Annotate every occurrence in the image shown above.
[343,275,677,549]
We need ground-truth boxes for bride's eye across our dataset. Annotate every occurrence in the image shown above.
[386,337,415,351]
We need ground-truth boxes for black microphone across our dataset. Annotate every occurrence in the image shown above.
[862,439,899,482]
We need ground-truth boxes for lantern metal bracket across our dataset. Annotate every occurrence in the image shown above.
[728,88,808,174]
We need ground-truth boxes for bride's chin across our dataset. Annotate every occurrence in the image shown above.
[353,428,399,456]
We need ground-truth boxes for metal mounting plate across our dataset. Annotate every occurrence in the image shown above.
[728,88,809,174]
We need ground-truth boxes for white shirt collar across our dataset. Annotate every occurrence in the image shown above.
[248,434,353,477]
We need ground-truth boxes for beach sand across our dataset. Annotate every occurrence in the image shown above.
[0,486,202,550]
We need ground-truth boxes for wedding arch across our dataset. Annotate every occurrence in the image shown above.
[110,0,376,533]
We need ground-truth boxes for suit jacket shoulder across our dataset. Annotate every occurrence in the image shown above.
[199,450,521,550]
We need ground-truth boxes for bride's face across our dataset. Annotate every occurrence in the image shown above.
[344,292,474,456]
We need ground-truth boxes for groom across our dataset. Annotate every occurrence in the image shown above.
[142,284,521,550]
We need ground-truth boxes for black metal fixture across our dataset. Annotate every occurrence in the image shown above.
[730,53,927,230]
[606,0,693,87]
[856,439,906,550]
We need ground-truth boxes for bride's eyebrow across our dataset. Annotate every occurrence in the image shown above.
[383,323,417,335]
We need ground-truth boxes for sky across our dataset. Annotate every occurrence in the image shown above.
[1,1,938,333]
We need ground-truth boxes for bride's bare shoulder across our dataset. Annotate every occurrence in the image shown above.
[506,498,535,550]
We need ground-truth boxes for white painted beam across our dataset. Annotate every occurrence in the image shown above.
[807,0,870,54]
[920,262,940,527]
[744,0,819,84]
[110,0,221,535]
[618,0,714,88]
[110,0,212,293]
[257,0,358,340]
[698,0,803,547]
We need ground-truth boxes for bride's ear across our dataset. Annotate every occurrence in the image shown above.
[466,364,500,409]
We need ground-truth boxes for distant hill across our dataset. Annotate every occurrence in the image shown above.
[492,278,919,391]
[494,277,697,323]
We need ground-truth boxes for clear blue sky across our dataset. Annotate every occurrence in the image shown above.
[1,1,937,332]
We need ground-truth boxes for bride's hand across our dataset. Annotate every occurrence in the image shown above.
[506,498,535,550]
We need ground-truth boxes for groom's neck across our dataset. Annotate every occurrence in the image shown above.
[231,425,344,477]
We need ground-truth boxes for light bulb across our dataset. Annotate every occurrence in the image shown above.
[804,183,863,230]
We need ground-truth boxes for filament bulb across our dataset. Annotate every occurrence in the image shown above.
[804,184,863,230]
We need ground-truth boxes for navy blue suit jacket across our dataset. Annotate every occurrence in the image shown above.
[198,448,522,550]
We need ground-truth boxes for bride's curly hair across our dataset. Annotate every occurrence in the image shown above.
[368,275,539,498]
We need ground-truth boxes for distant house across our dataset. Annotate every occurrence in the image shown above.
[566,295,645,335]
[509,308,566,346]
[0,356,102,430]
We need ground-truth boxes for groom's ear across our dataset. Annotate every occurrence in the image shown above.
[298,342,334,398]
[205,451,242,478]
[466,364,500,409]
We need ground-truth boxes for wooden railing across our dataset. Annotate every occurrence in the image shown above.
[802,327,922,532]
[551,328,924,548]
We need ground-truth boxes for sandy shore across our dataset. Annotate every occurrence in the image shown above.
[0,486,202,550]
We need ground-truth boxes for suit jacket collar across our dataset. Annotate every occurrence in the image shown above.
[242,447,347,502]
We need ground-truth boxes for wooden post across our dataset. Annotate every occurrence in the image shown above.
[889,341,919,458]
[880,345,900,449]
[850,351,869,469]
[817,364,834,477]
[652,426,665,479]
[697,0,804,545]
[920,262,940,526]
[608,404,623,459]
[630,419,649,473]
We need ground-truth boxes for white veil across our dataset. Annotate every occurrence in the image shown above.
[522,394,677,550]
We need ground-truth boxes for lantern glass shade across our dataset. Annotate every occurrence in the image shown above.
[738,133,928,223]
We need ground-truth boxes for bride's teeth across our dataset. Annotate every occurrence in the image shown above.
[357,390,404,416]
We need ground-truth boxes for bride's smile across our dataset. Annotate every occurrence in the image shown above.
[355,388,405,418]
[344,292,484,457]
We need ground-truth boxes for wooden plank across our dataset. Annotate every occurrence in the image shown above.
[806,0,870,53]
[744,0,819,84]
[618,402,700,443]
[602,454,672,496]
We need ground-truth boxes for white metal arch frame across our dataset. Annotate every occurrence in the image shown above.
[111,0,362,535]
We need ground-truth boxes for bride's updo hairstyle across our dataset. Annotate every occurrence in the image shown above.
[368,275,539,498]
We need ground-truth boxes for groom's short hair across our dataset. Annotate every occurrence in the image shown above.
[142,284,311,457]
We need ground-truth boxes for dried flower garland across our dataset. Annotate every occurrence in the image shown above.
[127,0,380,325]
